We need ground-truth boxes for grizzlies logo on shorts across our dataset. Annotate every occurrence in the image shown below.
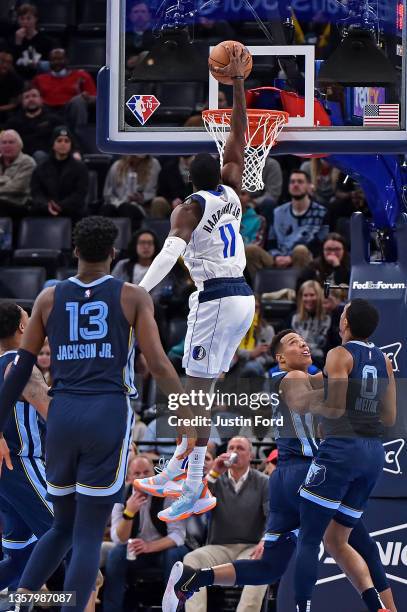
[304,461,327,488]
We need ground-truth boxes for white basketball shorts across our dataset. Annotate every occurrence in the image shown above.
[183,290,255,378]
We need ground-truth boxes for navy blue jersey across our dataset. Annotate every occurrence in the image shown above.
[46,275,137,396]
[0,352,44,458]
[322,341,389,438]
[271,371,319,461]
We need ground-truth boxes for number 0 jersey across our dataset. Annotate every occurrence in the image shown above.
[183,185,247,291]
[46,275,137,396]
[322,340,389,438]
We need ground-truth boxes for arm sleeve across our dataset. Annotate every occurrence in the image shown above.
[0,349,37,432]
[139,236,187,293]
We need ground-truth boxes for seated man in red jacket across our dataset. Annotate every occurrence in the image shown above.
[32,48,96,130]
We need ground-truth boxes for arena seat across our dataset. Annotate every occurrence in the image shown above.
[253,268,300,294]
[77,0,107,32]
[141,218,170,249]
[17,217,72,251]
[110,218,132,253]
[0,217,13,255]
[155,82,205,122]
[36,0,76,33]
[68,37,106,72]
[0,267,46,300]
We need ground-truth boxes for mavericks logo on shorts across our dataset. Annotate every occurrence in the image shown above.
[192,346,206,361]
[305,461,326,488]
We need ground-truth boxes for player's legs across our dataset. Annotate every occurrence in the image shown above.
[63,497,113,612]
[18,493,76,591]
[295,438,388,612]
[163,461,305,611]
[0,496,37,591]
[349,521,397,612]
[324,520,396,612]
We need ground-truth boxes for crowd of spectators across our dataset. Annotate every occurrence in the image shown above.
[0,3,376,610]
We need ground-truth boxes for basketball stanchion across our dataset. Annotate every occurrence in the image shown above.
[202,108,289,192]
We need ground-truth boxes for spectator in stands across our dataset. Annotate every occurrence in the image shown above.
[6,86,61,162]
[269,169,328,266]
[32,48,97,130]
[37,338,51,386]
[244,170,327,282]
[125,1,154,70]
[296,232,350,292]
[323,287,347,353]
[0,129,35,218]
[263,448,278,476]
[290,280,331,368]
[234,296,274,377]
[184,437,269,612]
[300,157,340,207]
[327,183,370,235]
[157,155,194,208]
[103,456,187,612]
[102,155,162,225]
[0,51,24,124]
[30,126,88,221]
[112,229,160,285]
[240,190,267,247]
[10,3,54,79]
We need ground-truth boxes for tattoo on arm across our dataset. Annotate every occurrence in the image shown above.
[22,366,50,419]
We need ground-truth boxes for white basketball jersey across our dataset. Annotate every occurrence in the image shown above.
[183,185,246,290]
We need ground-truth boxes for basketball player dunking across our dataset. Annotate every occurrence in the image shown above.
[134,44,255,522]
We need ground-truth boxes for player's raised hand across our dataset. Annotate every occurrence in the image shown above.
[210,43,251,80]
[0,436,13,476]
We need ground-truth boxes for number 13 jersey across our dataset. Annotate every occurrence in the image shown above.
[182,185,247,291]
[46,275,137,397]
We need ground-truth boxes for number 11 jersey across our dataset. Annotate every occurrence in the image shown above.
[46,275,137,397]
[182,185,246,291]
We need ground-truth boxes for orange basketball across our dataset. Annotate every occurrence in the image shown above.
[208,40,252,86]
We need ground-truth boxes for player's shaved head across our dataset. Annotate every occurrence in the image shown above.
[73,216,118,263]
[0,303,23,340]
[190,153,220,191]
[343,298,379,339]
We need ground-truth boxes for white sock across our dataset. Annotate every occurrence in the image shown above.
[165,437,189,476]
[185,445,207,492]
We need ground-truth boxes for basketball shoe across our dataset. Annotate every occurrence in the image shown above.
[162,562,201,612]
[158,480,216,522]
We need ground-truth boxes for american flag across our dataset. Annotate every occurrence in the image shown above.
[363,104,399,126]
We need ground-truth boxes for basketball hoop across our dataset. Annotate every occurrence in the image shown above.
[202,109,289,192]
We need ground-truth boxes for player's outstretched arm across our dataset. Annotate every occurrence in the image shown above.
[0,288,50,435]
[212,44,250,194]
[138,201,199,293]
[380,355,396,427]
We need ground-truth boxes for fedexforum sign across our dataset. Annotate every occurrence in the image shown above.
[352,281,406,290]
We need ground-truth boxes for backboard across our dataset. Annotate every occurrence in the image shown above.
[97,0,407,155]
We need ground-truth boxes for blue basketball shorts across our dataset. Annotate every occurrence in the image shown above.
[45,393,133,504]
[0,456,53,551]
[300,437,385,527]
[265,458,311,544]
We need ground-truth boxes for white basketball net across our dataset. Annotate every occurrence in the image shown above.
[202,110,288,192]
